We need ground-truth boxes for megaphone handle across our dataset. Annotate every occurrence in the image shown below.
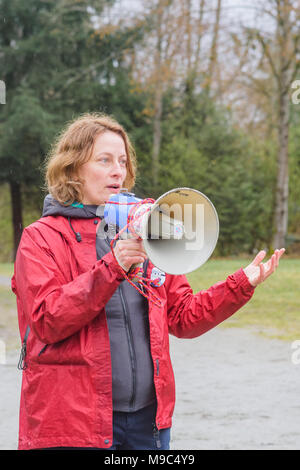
[128,262,144,282]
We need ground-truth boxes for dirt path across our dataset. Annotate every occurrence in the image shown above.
[1,327,299,450]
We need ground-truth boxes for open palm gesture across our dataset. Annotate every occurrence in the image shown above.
[243,248,285,287]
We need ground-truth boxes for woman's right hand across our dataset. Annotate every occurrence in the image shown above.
[113,238,147,272]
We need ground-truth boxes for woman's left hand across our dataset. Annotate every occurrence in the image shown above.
[243,248,285,287]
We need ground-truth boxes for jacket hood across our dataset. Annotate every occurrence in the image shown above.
[42,194,104,219]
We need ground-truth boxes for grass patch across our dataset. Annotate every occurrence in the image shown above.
[186,257,300,342]
[0,263,14,277]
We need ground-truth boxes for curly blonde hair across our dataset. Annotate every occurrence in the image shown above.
[44,113,137,205]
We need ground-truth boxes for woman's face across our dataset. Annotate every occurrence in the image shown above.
[78,130,127,205]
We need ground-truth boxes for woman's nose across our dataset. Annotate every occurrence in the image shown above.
[111,160,124,176]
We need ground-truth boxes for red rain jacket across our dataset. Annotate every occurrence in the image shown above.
[12,215,255,450]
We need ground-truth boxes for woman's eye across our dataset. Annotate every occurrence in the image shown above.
[96,156,127,166]
[99,157,109,164]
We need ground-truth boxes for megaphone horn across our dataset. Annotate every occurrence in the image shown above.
[103,187,219,276]
[144,188,219,275]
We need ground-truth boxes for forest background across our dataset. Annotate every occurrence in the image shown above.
[1,0,300,262]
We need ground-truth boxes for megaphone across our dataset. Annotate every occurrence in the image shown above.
[104,187,219,276]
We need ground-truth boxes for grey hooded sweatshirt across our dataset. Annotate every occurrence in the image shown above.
[42,194,156,412]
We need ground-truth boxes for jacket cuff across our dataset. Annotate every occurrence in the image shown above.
[233,267,256,294]
[101,251,126,281]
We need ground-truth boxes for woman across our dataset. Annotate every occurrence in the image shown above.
[12,113,284,450]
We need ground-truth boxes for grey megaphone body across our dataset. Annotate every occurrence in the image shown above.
[104,187,219,275]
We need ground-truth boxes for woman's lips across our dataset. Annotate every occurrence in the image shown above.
[106,185,120,193]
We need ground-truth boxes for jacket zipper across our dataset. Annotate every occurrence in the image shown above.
[119,283,137,410]
[105,236,139,411]
[141,259,159,382]
[142,258,149,293]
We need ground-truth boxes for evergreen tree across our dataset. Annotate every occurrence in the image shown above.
[0,0,147,259]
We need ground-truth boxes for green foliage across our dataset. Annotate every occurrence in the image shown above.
[0,0,151,260]
[137,89,276,255]
[0,85,55,185]
[289,113,300,235]
[0,184,41,262]
[0,184,13,262]
[0,0,298,260]
[0,0,146,187]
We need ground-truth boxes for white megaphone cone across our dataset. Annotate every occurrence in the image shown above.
[104,187,219,276]
[134,188,219,275]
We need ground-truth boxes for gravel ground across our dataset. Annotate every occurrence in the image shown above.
[1,326,299,450]
[170,327,300,450]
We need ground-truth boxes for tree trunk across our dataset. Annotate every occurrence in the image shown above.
[152,86,163,189]
[206,0,222,95]
[185,0,192,77]
[10,181,23,260]
[273,85,289,249]
[273,0,292,249]
[183,0,206,136]
[151,3,163,190]
[194,0,206,74]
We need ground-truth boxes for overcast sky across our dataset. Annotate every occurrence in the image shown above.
[104,0,275,33]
